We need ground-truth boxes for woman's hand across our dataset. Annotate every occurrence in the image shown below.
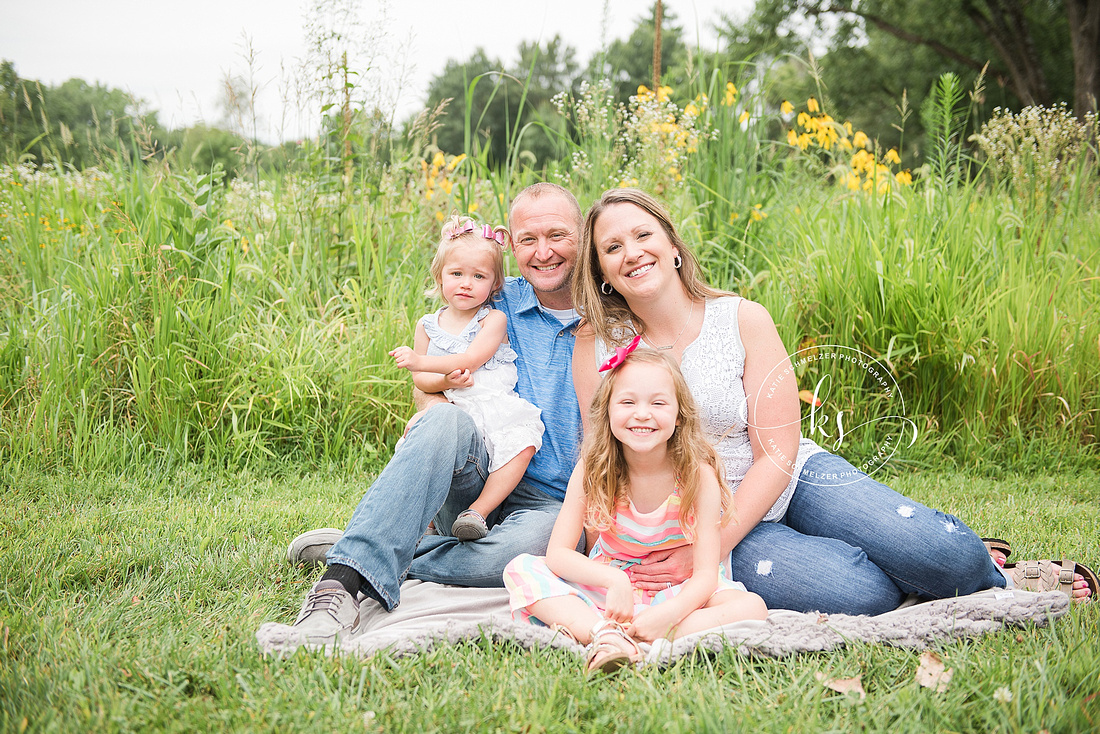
[629,546,693,589]
[602,572,635,624]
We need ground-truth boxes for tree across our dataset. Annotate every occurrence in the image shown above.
[424,36,579,168]
[725,0,1094,115]
[588,2,689,104]
[0,61,150,167]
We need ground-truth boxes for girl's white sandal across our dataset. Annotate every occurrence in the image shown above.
[585,619,641,674]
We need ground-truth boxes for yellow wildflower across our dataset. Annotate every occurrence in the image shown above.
[843,121,853,137]
[750,204,767,222]
[845,173,861,191]
[656,85,672,102]
[787,129,799,146]
[469,202,479,212]
[852,131,870,149]
[684,102,700,117]
[885,148,901,164]
[797,111,811,129]
[435,211,445,221]
[796,133,812,151]
[895,170,912,185]
[739,110,750,125]
[839,137,853,150]
[851,149,874,173]
[723,82,738,106]
[780,100,794,117]
[432,151,445,168]
[729,212,740,222]
[807,97,820,113]
[447,153,467,171]
[441,179,454,194]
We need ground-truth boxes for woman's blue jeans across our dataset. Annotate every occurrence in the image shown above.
[326,403,562,611]
[728,452,1007,616]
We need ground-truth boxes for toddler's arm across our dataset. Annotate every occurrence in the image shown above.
[545,462,634,623]
[391,310,507,377]
[394,322,477,394]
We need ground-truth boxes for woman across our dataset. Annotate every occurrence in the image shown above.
[571,188,1093,615]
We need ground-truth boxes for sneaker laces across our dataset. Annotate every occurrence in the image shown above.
[300,587,349,622]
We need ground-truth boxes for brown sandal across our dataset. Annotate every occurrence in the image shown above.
[982,537,1012,563]
[1005,558,1098,602]
[585,619,641,674]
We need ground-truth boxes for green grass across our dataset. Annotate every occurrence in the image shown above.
[2,466,1097,732]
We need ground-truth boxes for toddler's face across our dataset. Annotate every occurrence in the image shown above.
[440,245,497,311]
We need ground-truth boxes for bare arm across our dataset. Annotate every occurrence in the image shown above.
[571,326,601,435]
[715,299,801,556]
[628,465,723,641]
[545,461,635,623]
[392,310,508,375]
[401,321,475,396]
[632,300,801,587]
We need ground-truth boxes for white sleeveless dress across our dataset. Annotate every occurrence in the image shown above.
[421,306,544,472]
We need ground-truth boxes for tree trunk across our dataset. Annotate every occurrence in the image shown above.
[1065,0,1100,114]
[964,0,1051,106]
[653,0,663,91]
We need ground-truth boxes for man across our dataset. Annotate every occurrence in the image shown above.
[257,183,584,653]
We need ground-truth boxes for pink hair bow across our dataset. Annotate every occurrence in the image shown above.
[598,334,642,372]
[446,220,476,240]
[482,224,507,247]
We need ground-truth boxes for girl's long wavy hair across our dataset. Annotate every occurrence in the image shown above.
[574,188,732,347]
[582,349,734,538]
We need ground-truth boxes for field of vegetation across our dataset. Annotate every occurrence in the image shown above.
[1,14,1098,730]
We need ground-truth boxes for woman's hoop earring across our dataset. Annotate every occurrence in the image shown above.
[673,254,683,269]
[600,281,614,295]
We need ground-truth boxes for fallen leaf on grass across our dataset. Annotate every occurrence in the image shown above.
[916,650,953,693]
[815,671,866,700]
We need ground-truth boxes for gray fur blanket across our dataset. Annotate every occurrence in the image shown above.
[331,580,1069,665]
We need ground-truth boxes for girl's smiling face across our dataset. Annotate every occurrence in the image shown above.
[607,361,680,455]
[593,202,682,303]
[440,244,498,313]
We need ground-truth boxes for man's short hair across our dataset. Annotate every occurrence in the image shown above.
[508,182,583,233]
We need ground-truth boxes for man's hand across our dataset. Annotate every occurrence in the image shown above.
[602,572,635,624]
[441,368,474,390]
[389,346,420,371]
[629,546,693,590]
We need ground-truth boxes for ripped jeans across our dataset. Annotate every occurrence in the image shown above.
[728,452,1006,616]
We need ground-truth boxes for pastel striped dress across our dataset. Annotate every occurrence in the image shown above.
[503,483,745,623]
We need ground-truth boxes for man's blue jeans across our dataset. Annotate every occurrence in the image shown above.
[729,452,1007,616]
[326,403,562,611]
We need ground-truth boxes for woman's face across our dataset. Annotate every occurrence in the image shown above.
[592,202,682,304]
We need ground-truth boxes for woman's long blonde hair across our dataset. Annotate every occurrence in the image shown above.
[573,188,731,347]
[582,349,733,538]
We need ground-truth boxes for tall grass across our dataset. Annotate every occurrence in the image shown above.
[0,65,1097,474]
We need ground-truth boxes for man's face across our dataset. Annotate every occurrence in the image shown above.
[509,193,578,309]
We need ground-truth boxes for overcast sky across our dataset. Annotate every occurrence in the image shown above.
[1,0,753,141]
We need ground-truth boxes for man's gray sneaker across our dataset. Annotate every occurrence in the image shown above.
[287,528,343,567]
[255,580,360,655]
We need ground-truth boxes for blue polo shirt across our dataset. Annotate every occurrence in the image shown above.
[494,277,581,501]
